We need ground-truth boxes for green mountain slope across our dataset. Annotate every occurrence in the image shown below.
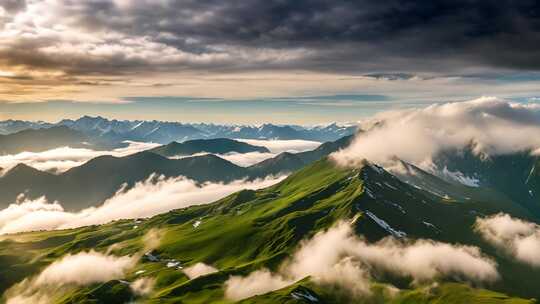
[150,138,270,157]
[0,158,538,303]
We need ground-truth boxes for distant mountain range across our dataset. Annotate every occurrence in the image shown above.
[0,126,125,155]
[0,116,357,144]
[0,135,354,210]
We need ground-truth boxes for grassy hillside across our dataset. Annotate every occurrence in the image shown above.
[0,158,538,303]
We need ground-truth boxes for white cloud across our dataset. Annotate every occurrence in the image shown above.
[34,251,135,286]
[332,97,540,167]
[0,174,286,234]
[224,269,293,301]
[225,220,498,300]
[236,139,321,154]
[475,213,540,267]
[170,151,277,167]
[168,138,322,167]
[183,262,218,279]
[5,250,136,303]
[0,141,160,174]
[219,151,277,167]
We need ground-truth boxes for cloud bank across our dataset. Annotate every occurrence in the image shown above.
[235,139,321,154]
[0,141,159,174]
[332,97,540,167]
[172,139,321,167]
[0,174,285,234]
[476,213,540,267]
[6,250,135,304]
[225,221,498,300]
[34,251,135,286]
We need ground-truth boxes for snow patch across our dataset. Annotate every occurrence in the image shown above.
[365,211,407,238]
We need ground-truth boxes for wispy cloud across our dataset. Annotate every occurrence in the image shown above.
[0,174,286,234]
[476,213,540,267]
[236,139,321,154]
[0,141,159,174]
[5,250,136,303]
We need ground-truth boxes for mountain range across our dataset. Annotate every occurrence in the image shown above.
[1,156,538,303]
[0,136,353,210]
[0,116,357,144]
[0,126,125,155]
[1,123,540,303]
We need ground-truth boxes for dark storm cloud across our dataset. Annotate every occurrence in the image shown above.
[1,0,540,77]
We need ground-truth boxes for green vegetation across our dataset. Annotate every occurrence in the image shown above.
[0,158,538,303]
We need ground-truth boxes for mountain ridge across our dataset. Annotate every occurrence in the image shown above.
[0,116,358,143]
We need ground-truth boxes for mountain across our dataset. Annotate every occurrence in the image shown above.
[0,152,250,210]
[430,148,540,217]
[248,134,354,176]
[0,135,352,210]
[0,116,357,144]
[0,119,53,135]
[0,126,124,155]
[0,158,537,303]
[149,138,270,157]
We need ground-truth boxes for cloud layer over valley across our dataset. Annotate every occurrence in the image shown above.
[0,174,285,234]
[0,141,160,174]
[171,139,321,167]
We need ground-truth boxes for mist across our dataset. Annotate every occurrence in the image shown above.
[0,141,160,174]
[236,139,321,154]
[0,174,286,234]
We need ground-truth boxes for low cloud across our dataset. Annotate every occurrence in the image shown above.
[0,174,285,234]
[34,251,135,286]
[0,141,159,174]
[225,220,498,300]
[332,97,540,168]
[224,269,293,301]
[171,151,277,167]
[476,213,540,267]
[219,151,277,167]
[5,250,135,303]
[183,262,219,279]
[169,138,322,167]
[236,139,321,154]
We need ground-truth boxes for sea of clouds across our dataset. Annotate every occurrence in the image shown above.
[0,141,160,174]
[332,97,540,168]
[171,139,322,166]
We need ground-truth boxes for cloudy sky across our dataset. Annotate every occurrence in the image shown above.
[1,0,540,123]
